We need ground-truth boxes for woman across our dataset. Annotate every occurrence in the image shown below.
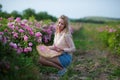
[39,15,76,76]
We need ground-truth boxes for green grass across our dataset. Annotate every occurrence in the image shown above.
[72,23,104,51]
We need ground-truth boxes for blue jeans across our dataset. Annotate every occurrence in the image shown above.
[58,52,72,68]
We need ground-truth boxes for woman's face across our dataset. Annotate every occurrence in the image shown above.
[57,18,65,31]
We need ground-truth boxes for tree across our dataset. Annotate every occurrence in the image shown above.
[22,8,36,19]
[0,4,2,12]
[0,11,10,18]
[10,10,22,18]
[36,12,57,21]
[36,12,48,20]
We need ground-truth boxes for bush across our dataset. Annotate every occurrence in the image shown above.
[98,25,120,55]
[0,42,41,80]
[0,17,56,80]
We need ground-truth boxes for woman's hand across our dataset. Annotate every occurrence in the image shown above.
[48,45,64,52]
[55,47,64,52]
[48,46,55,50]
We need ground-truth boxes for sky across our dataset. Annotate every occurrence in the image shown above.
[0,0,120,19]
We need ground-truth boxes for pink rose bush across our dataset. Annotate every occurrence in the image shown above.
[98,25,120,54]
[0,17,55,54]
[0,17,56,79]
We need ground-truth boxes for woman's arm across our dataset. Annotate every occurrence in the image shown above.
[63,34,76,53]
[48,45,64,52]
[48,45,55,49]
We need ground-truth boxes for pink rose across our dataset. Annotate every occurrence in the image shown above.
[27,47,32,52]
[24,47,32,53]
[13,32,18,38]
[28,42,33,47]
[24,48,29,53]
[15,17,21,22]
[17,47,23,54]
[9,42,17,49]
[19,29,24,33]
[23,35,28,41]
[35,32,42,38]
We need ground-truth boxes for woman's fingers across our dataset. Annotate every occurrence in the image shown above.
[56,48,64,52]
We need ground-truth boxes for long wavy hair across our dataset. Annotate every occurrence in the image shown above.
[56,15,70,33]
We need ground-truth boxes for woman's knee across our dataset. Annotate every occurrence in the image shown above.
[38,56,44,64]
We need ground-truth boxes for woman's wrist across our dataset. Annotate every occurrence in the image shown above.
[48,45,54,49]
[63,48,70,52]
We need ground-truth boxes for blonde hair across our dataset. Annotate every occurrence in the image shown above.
[56,15,70,33]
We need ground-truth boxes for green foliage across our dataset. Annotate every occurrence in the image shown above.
[0,17,55,80]
[0,4,57,21]
[29,16,36,22]
[0,18,8,30]
[23,8,36,19]
[0,42,40,80]
[0,11,11,18]
[98,24,120,54]
[72,26,86,50]
[108,29,120,54]
[10,10,22,19]
[0,4,2,12]
[43,19,52,25]
[71,16,120,24]
[112,67,120,77]
[99,31,110,47]
[36,12,57,21]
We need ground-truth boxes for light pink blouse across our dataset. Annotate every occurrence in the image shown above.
[53,31,76,53]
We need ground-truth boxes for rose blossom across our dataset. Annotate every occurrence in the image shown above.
[23,35,28,41]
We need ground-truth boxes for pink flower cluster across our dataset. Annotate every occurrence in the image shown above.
[98,25,116,33]
[41,24,55,43]
[0,17,44,54]
[0,17,56,54]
